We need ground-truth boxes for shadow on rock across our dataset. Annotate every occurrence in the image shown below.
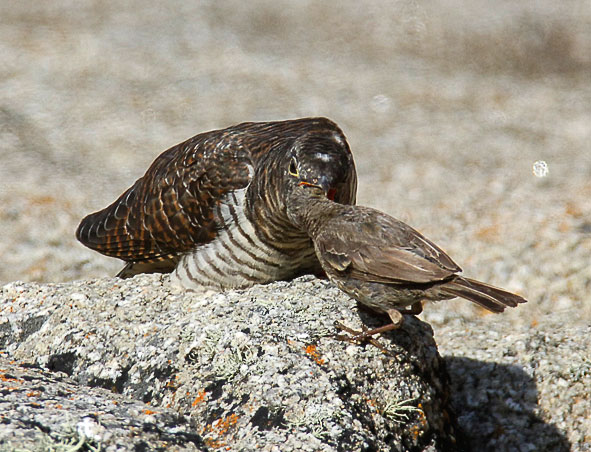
[444,356,570,452]
[354,307,571,451]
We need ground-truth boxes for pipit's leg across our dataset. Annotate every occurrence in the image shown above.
[334,321,388,352]
[334,303,424,350]
[334,308,406,352]
[351,308,404,338]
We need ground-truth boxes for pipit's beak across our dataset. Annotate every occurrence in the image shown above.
[299,178,337,201]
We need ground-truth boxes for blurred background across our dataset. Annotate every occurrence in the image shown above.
[1,0,590,326]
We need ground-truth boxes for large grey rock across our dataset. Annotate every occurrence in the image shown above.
[1,275,457,451]
[0,357,206,451]
[1,275,585,451]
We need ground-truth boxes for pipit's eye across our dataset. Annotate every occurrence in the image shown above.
[288,157,299,177]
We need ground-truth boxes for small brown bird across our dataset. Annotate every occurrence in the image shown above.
[76,117,357,290]
[286,182,527,334]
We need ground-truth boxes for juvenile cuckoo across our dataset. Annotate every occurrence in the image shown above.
[76,117,357,290]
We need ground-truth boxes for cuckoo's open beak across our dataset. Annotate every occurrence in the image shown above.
[299,178,337,201]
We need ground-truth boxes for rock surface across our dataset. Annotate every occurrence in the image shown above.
[1,275,458,451]
[2,276,586,451]
[437,318,589,452]
[0,357,206,451]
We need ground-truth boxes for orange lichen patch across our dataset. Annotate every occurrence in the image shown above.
[202,413,239,448]
[530,318,539,328]
[417,403,427,426]
[204,439,227,449]
[26,391,41,397]
[409,404,427,440]
[213,414,239,435]
[143,409,157,415]
[166,376,180,389]
[304,344,325,365]
[192,389,207,407]
[0,373,23,384]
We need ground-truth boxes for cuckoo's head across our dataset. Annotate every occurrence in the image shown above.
[285,131,357,204]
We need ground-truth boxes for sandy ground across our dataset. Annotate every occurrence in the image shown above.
[1,1,590,330]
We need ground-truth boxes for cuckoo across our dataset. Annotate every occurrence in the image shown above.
[76,117,357,290]
[287,182,527,335]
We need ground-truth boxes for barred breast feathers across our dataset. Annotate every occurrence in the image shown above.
[171,184,316,291]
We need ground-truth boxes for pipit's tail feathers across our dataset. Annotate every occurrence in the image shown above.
[441,277,527,313]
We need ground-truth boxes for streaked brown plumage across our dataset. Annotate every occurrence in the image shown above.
[76,117,357,289]
[287,184,527,330]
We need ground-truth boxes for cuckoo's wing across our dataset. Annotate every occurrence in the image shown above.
[76,130,253,264]
[316,211,461,284]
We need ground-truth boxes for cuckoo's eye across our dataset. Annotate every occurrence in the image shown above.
[288,157,299,177]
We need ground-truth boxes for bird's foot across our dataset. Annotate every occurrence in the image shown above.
[334,307,410,352]
[334,321,399,353]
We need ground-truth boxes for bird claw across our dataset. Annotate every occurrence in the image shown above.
[333,321,390,353]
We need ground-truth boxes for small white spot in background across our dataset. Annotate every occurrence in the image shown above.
[532,160,549,178]
[370,94,391,114]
